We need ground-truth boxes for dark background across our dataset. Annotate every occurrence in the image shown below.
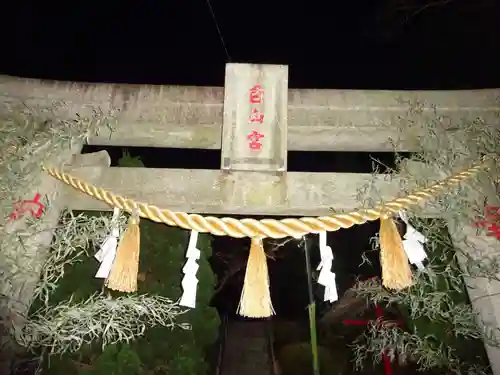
[1,0,499,317]
[2,0,499,88]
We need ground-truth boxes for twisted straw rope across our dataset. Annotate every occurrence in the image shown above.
[42,158,490,239]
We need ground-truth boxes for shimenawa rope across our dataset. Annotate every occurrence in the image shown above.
[42,157,491,239]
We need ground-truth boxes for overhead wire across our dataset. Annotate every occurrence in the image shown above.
[204,0,232,62]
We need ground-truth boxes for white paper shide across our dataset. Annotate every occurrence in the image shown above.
[316,231,338,303]
[95,207,121,279]
[179,230,201,308]
[399,211,428,270]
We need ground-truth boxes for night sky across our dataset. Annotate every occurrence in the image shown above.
[2,0,499,88]
[3,0,498,171]
[2,1,499,317]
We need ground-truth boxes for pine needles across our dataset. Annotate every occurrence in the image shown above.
[350,99,500,374]
[21,293,188,355]
[0,102,122,354]
[34,210,127,306]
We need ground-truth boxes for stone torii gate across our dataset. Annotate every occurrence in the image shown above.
[1,63,499,373]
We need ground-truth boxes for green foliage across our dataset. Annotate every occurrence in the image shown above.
[78,344,143,375]
[348,100,500,374]
[132,221,219,375]
[117,150,144,168]
[351,219,491,373]
[276,342,345,375]
[399,219,488,368]
[272,320,304,351]
[43,220,219,375]
[41,151,220,374]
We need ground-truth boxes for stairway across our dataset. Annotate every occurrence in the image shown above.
[220,319,273,375]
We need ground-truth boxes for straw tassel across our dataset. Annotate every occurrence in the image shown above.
[237,237,274,318]
[379,215,413,290]
[106,210,141,293]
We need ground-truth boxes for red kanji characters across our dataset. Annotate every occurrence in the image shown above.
[247,130,264,151]
[474,205,500,239]
[248,108,265,124]
[249,84,264,104]
[247,83,265,149]
[9,193,45,221]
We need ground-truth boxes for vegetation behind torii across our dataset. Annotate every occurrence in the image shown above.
[29,153,220,375]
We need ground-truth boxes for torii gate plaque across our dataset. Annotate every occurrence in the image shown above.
[220,63,288,210]
[221,63,288,172]
[220,64,288,215]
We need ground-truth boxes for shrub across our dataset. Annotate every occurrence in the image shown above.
[276,342,344,375]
